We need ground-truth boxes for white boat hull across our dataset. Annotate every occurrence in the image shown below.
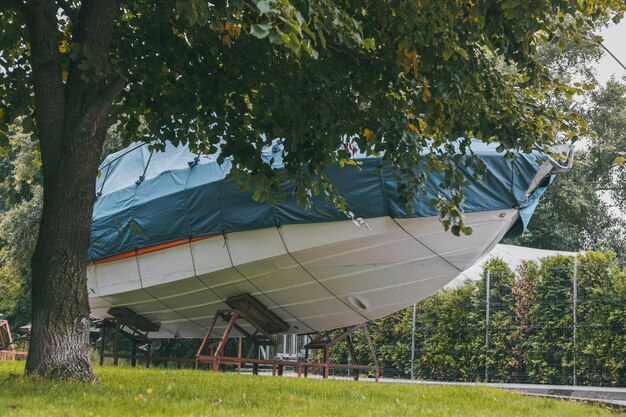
[88,209,517,338]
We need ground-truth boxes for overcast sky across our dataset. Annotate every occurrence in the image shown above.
[595,19,626,84]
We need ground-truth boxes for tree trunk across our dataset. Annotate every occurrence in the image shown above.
[24,0,122,381]
[26,144,102,381]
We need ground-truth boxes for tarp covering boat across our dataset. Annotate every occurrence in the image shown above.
[90,140,550,262]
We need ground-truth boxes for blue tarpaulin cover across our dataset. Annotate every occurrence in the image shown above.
[89,141,552,261]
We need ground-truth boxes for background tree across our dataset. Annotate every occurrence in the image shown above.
[507,261,539,382]
[575,251,626,385]
[509,81,626,256]
[0,124,122,330]
[0,0,623,381]
[587,80,626,210]
[510,154,626,254]
[525,255,575,383]
[0,123,41,329]
[415,282,483,381]
[478,259,515,382]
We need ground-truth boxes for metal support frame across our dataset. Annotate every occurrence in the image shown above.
[195,309,379,382]
[304,322,379,381]
[195,308,278,374]
[99,318,195,368]
[99,317,161,368]
[0,318,28,361]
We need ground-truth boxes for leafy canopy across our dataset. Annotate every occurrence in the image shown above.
[1,0,624,233]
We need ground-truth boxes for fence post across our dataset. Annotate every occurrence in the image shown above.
[572,260,578,386]
[411,303,416,379]
[485,269,490,383]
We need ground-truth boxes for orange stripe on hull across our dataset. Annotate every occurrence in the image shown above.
[91,234,220,265]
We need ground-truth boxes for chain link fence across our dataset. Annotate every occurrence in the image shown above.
[273,252,626,386]
[89,251,625,386]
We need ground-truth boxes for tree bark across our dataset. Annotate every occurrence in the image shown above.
[26,147,102,381]
[24,0,121,381]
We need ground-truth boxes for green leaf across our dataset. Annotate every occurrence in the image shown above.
[250,24,270,39]
[286,32,301,54]
[268,29,284,45]
[0,145,7,159]
[256,0,271,15]
[614,156,626,166]
[316,28,326,48]
[256,22,272,31]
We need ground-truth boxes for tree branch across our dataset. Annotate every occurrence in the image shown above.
[99,74,126,107]
[63,0,121,143]
[78,74,126,135]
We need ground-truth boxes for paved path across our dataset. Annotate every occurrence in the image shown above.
[255,369,626,408]
[377,379,626,408]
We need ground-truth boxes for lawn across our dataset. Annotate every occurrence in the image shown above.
[0,361,619,417]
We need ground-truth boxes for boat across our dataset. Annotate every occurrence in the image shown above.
[87,140,568,338]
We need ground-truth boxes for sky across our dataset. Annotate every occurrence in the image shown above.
[595,19,626,84]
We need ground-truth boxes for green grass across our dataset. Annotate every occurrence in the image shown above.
[0,362,619,417]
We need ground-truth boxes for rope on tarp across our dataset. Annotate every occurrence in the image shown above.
[96,163,112,199]
[97,145,205,199]
[99,142,148,172]
[188,153,201,167]
[136,149,154,185]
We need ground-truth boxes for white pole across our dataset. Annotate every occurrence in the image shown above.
[573,260,578,386]
[411,303,416,379]
[485,269,490,383]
